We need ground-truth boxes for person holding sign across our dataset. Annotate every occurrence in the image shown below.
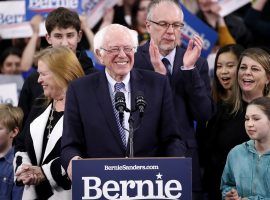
[14,46,84,199]
[133,0,214,199]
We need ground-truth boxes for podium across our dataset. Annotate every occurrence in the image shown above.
[72,157,192,200]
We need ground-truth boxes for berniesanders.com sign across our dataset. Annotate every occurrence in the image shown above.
[72,158,192,200]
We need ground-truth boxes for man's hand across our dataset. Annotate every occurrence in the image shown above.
[67,156,82,181]
[149,39,167,75]
[183,35,203,69]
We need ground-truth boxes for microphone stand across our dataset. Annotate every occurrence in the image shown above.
[128,113,135,158]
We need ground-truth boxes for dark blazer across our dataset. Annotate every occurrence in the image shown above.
[15,99,71,199]
[134,42,215,191]
[61,69,186,170]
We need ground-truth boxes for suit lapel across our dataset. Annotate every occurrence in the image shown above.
[95,72,126,151]
[30,104,51,165]
[173,46,184,74]
[169,46,185,88]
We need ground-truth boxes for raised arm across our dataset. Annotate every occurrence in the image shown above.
[20,15,43,72]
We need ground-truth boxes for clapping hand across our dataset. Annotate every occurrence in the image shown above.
[149,39,167,75]
[183,35,203,69]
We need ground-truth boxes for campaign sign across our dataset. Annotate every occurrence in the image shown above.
[25,0,83,20]
[0,83,18,106]
[180,3,218,58]
[0,1,25,25]
[83,0,118,28]
[72,157,192,200]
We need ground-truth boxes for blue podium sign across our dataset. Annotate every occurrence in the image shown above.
[72,157,192,200]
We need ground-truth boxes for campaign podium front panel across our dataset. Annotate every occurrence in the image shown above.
[72,157,191,200]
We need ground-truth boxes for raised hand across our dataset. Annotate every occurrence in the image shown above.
[183,34,203,69]
[149,39,167,75]
[30,15,43,34]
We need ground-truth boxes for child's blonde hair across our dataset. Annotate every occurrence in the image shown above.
[0,104,23,131]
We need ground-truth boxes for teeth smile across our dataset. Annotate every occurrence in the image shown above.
[243,80,254,83]
[117,62,128,65]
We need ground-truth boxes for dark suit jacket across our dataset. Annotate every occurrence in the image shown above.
[61,69,186,170]
[134,42,215,191]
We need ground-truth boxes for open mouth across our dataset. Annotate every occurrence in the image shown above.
[242,79,255,86]
[220,77,231,84]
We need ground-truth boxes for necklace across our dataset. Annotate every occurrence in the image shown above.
[46,101,55,139]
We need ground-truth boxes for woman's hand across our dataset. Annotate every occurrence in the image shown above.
[16,164,46,185]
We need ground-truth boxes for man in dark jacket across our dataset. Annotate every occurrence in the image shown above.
[133,1,215,199]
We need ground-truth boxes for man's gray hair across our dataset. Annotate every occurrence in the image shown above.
[146,0,184,21]
[93,24,138,53]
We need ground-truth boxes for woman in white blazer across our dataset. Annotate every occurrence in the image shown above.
[14,46,84,200]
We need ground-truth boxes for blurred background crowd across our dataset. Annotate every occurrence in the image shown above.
[0,0,270,200]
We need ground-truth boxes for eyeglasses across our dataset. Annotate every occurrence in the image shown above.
[148,20,184,30]
[100,46,136,55]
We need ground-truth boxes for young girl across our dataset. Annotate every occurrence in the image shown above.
[221,96,270,200]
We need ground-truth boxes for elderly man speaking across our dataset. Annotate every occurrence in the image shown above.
[61,24,186,179]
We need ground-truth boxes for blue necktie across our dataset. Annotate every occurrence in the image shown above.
[162,58,172,79]
[113,82,126,147]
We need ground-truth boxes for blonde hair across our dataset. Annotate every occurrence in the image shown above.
[35,46,84,90]
[0,104,23,131]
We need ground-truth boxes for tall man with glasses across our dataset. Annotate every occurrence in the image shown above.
[134,0,215,199]
[61,24,186,180]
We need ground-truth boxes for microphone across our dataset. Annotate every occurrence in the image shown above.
[115,92,126,124]
[135,91,147,118]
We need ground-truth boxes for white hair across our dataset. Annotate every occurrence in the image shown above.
[93,24,138,53]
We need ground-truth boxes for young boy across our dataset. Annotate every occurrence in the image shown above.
[18,7,96,126]
[0,104,24,199]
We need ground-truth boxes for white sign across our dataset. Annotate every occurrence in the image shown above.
[83,0,118,28]
[0,22,46,39]
[0,83,18,106]
[0,1,46,39]
[218,0,251,17]
[0,1,25,24]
